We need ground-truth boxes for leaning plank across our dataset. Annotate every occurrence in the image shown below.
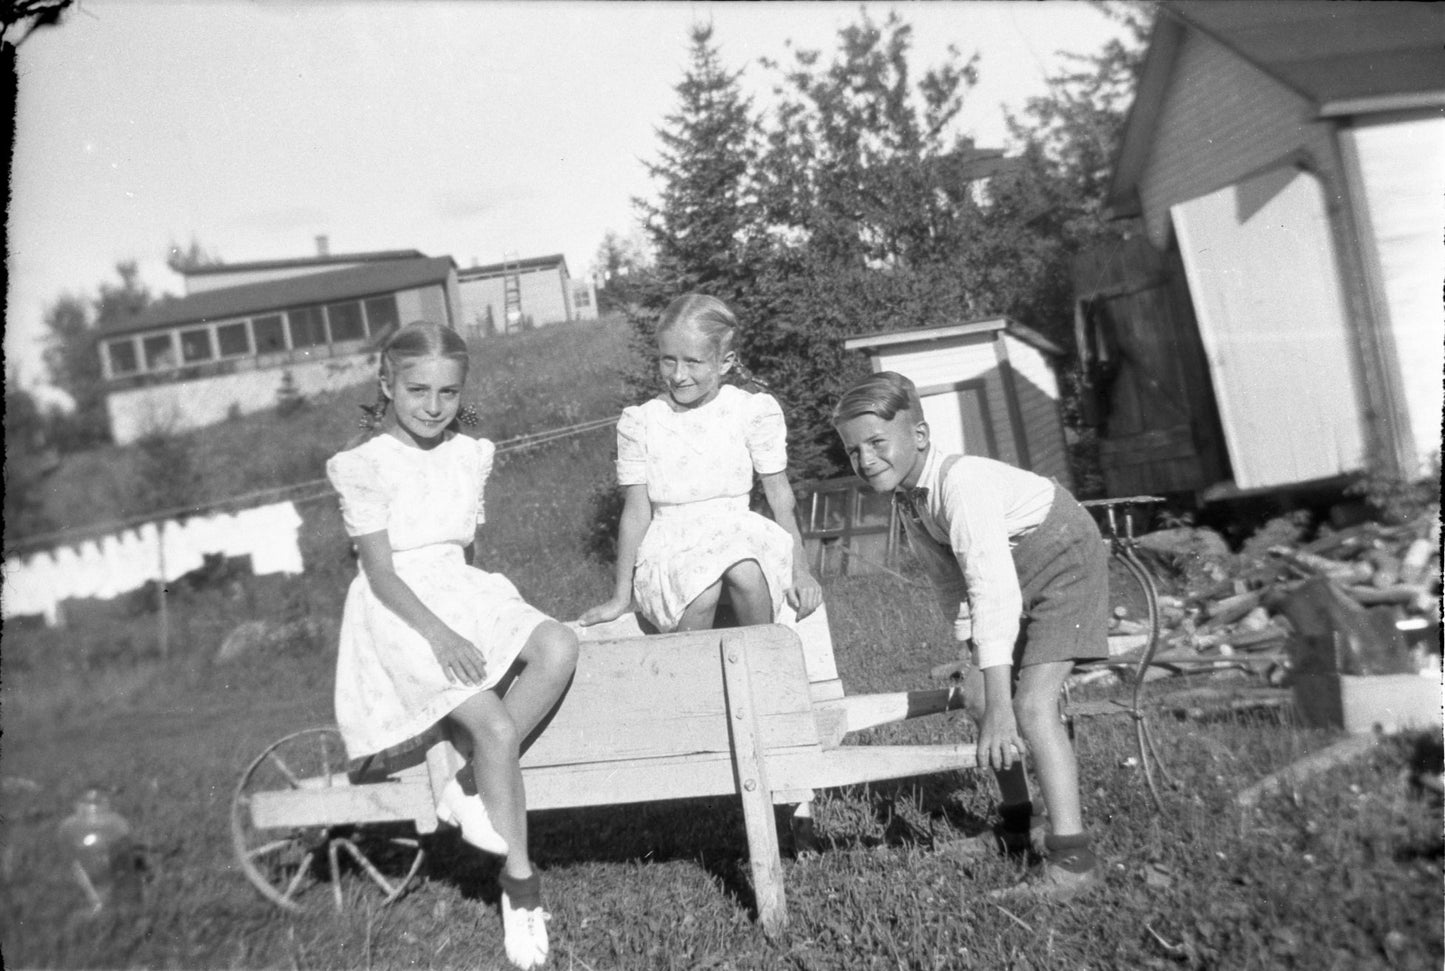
[766,744,979,791]
[1235,734,1380,809]
[720,628,787,938]
[812,688,969,744]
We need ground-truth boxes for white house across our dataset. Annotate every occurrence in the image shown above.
[101,254,462,443]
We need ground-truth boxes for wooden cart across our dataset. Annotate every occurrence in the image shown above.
[231,606,980,934]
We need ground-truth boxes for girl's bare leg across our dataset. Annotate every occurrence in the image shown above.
[448,691,532,878]
[722,559,772,625]
[674,579,723,631]
[1012,660,1082,836]
[501,620,579,745]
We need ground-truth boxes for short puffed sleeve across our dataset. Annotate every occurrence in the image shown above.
[744,392,788,475]
[326,448,394,537]
[614,406,648,486]
[475,437,496,525]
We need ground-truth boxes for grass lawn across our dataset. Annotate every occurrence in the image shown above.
[2,318,1440,969]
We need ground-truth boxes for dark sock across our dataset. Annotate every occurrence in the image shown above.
[1044,833,1097,873]
[499,871,543,909]
[998,800,1034,833]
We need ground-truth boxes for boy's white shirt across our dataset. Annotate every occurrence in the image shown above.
[900,446,1055,670]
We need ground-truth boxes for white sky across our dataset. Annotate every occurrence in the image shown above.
[7,0,1129,392]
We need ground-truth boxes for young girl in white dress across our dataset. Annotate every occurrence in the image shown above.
[327,321,578,970]
[578,293,822,634]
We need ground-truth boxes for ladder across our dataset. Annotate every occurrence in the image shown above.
[502,253,523,333]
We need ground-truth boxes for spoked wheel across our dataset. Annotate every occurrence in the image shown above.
[231,727,426,912]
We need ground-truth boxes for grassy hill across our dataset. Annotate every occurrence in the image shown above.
[31,316,636,539]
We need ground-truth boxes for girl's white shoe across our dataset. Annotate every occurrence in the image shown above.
[434,778,508,855]
[501,891,550,969]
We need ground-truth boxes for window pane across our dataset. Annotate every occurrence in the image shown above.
[288,307,326,348]
[327,301,365,342]
[180,327,214,363]
[143,334,176,370]
[108,340,138,375]
[363,295,399,335]
[217,322,250,356]
[253,315,286,353]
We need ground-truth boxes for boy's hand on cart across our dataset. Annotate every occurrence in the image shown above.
[787,564,823,619]
[429,629,489,686]
[577,596,631,627]
[977,705,1026,771]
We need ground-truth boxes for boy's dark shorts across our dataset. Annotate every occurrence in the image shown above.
[1009,486,1109,669]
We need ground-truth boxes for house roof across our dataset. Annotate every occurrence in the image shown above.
[104,256,456,337]
[1108,1,1445,214]
[180,248,428,277]
[458,253,569,280]
[843,316,1065,357]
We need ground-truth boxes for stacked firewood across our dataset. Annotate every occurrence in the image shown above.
[1100,510,1441,685]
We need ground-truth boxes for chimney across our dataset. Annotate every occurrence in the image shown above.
[315,234,330,257]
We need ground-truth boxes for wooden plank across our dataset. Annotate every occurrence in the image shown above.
[250,783,432,829]
[720,629,787,937]
[522,745,821,811]
[520,628,816,770]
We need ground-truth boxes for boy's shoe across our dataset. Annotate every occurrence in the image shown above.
[938,812,1048,861]
[500,891,551,969]
[435,778,508,855]
[989,860,1101,902]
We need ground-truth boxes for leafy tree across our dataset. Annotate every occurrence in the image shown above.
[3,383,58,544]
[590,229,652,314]
[757,10,980,268]
[41,261,153,449]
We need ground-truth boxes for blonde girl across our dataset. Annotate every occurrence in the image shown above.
[327,320,578,969]
[579,293,822,633]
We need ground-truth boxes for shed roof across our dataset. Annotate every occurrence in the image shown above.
[179,248,428,277]
[1109,1,1445,214]
[843,317,1065,357]
[458,253,570,280]
[104,256,456,337]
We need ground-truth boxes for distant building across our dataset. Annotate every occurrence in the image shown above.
[457,254,596,335]
[100,251,461,444]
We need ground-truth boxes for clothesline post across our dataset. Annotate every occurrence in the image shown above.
[156,520,171,659]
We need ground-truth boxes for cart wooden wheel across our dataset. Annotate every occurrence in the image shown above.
[231,727,426,912]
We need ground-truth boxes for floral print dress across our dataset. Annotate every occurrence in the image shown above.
[326,433,549,758]
[617,384,795,632]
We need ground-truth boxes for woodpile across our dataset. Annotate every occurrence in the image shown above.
[1097,510,1441,687]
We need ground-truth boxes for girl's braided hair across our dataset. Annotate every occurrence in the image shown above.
[655,293,770,392]
[349,320,478,446]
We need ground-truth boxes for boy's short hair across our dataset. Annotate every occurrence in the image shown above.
[832,371,923,424]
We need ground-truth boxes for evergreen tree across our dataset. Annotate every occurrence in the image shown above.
[636,24,763,299]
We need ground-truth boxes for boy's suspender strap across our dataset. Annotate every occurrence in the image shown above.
[939,454,960,484]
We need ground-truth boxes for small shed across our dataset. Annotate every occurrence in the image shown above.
[843,317,1073,488]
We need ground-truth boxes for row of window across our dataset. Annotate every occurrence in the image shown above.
[105,295,401,377]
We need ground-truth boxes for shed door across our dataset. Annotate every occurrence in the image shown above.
[920,381,997,459]
[1170,168,1366,490]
